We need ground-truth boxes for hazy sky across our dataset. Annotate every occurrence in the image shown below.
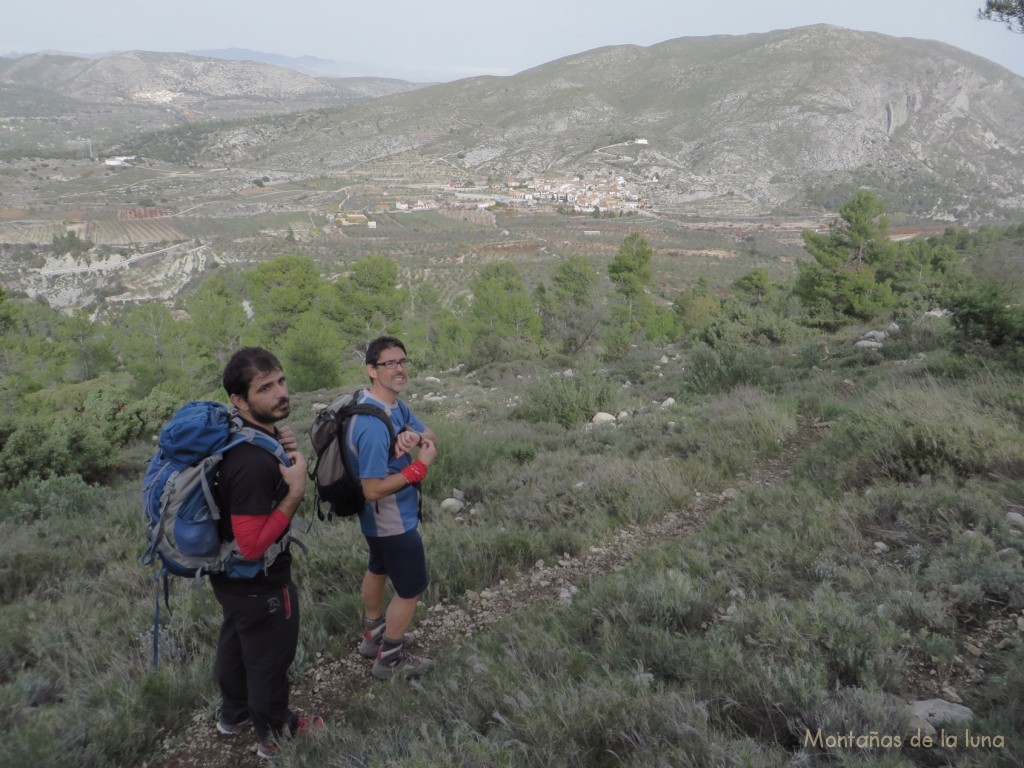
[4,0,1022,82]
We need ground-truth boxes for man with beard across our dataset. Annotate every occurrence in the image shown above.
[346,336,437,679]
[212,347,322,758]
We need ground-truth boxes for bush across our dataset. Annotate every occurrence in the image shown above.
[512,370,614,427]
[805,377,1024,488]
[424,420,521,500]
[3,474,105,522]
[82,387,178,446]
[697,304,813,349]
[501,440,537,464]
[0,416,116,489]
[681,343,780,395]
[944,279,1024,348]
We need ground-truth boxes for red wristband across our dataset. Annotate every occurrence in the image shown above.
[400,460,428,484]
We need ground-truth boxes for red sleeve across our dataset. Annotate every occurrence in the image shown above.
[232,509,292,560]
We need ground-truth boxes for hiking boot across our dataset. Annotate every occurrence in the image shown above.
[256,714,324,759]
[256,742,279,760]
[358,625,417,659]
[293,714,325,735]
[216,716,251,735]
[372,645,433,680]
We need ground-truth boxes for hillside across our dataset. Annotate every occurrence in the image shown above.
[1,25,1023,313]
[3,231,1024,766]
[122,25,1024,222]
[0,50,424,152]
[3,25,1022,222]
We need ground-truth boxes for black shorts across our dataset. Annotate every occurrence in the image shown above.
[366,527,428,599]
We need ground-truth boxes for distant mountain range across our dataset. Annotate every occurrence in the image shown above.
[3,26,1023,221]
[184,48,408,80]
[2,47,399,80]
[0,48,422,105]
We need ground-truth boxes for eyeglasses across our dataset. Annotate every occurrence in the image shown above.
[372,357,412,370]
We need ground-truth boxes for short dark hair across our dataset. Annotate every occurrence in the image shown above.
[223,347,283,398]
[365,336,406,366]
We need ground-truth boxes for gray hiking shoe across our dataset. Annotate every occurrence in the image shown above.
[358,624,417,659]
[216,716,252,735]
[372,645,433,680]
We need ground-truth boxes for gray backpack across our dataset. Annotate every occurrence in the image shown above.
[308,390,396,520]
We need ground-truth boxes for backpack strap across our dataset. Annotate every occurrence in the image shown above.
[353,392,402,519]
[395,397,424,522]
[348,404,398,457]
[357,393,424,522]
[228,418,292,466]
[352,389,398,456]
[217,532,309,576]
[217,422,299,561]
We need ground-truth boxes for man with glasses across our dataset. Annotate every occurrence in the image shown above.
[345,335,438,679]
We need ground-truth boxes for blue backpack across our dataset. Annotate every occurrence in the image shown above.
[140,400,297,666]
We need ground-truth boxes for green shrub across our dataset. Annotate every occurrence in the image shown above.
[501,440,537,463]
[0,416,117,489]
[3,474,105,522]
[82,387,178,447]
[512,370,614,427]
[808,377,1024,488]
[944,278,1024,348]
[698,304,813,349]
[424,420,520,500]
[682,343,781,395]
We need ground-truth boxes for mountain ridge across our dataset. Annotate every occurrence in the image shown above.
[0,49,425,120]
[2,26,1023,222]
[139,24,1019,220]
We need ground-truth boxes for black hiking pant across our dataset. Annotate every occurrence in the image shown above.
[212,580,299,740]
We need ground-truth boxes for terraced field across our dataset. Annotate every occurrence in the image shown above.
[0,217,187,245]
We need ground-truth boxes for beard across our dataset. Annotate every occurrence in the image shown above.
[247,397,290,424]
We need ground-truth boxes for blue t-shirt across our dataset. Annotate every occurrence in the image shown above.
[344,389,426,538]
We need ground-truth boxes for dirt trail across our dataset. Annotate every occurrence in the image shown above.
[153,423,824,768]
